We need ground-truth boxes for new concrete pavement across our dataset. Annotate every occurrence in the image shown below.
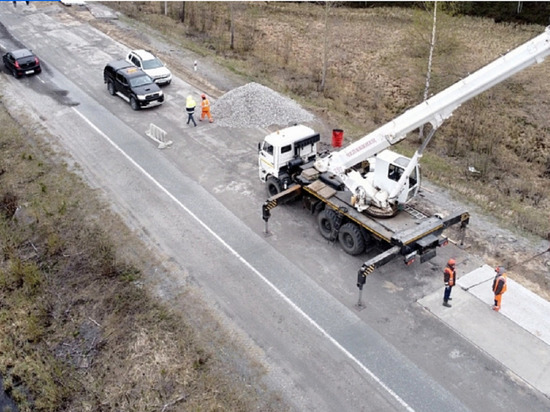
[419,264,550,398]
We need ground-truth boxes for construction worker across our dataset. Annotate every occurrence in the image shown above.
[492,266,508,311]
[200,93,213,123]
[442,258,456,307]
[186,95,197,127]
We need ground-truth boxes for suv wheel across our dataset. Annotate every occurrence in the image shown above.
[12,68,20,78]
[107,81,115,95]
[130,96,139,111]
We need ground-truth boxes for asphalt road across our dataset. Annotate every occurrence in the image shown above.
[1,3,549,411]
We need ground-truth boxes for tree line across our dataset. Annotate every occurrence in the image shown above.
[344,2,550,26]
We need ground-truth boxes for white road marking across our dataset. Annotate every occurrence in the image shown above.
[72,107,415,412]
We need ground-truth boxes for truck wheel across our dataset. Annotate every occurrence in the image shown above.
[107,81,115,95]
[318,208,338,240]
[338,223,365,255]
[266,177,282,197]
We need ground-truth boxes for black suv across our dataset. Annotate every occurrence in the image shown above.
[103,60,164,110]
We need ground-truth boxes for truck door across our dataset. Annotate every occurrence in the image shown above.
[115,73,129,98]
[406,165,419,201]
[258,141,276,182]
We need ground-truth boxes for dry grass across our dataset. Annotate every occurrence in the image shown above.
[0,104,285,411]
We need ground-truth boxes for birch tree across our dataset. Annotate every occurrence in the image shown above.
[418,1,438,141]
[319,1,332,93]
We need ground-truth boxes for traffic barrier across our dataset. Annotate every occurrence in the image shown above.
[145,123,172,149]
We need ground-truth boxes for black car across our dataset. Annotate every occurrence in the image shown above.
[103,60,164,110]
[3,49,41,78]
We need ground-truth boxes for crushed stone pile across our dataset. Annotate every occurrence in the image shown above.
[211,82,315,128]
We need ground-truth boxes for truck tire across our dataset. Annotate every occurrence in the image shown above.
[318,208,338,240]
[266,177,282,197]
[130,96,139,111]
[338,223,365,255]
[107,80,115,95]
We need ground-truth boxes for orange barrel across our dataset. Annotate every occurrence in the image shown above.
[332,129,344,148]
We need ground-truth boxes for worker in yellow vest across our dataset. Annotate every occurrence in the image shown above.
[200,93,213,123]
[492,266,508,311]
[186,95,197,127]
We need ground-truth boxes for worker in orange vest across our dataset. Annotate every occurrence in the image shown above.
[200,93,213,123]
[492,266,508,311]
[442,258,456,307]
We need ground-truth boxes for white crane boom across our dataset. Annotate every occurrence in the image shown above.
[324,26,550,176]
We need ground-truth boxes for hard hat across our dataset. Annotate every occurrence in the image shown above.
[201,93,206,98]
[495,266,506,275]
[448,258,456,266]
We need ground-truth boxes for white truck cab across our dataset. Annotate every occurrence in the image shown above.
[258,125,319,184]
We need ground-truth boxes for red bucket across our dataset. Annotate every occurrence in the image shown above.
[332,129,344,148]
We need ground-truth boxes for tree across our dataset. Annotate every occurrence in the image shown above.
[418,1,438,141]
[319,1,333,93]
[229,2,235,50]
[180,2,185,23]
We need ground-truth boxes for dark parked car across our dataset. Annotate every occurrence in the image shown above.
[2,49,41,78]
[103,60,164,110]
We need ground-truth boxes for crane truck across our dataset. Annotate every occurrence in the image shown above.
[258,27,550,287]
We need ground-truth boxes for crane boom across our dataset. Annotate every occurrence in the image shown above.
[323,26,550,176]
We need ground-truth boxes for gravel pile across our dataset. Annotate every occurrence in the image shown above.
[211,82,315,128]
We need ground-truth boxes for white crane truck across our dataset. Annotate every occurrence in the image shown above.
[258,27,550,288]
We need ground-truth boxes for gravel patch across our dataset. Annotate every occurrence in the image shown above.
[211,82,315,128]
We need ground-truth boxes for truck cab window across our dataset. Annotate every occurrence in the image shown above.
[388,164,403,182]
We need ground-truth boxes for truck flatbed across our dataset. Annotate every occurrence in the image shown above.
[303,178,466,247]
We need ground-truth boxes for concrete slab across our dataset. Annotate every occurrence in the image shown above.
[458,264,550,346]
[85,3,118,20]
[419,268,550,397]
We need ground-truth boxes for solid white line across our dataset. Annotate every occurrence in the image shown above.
[71,107,415,412]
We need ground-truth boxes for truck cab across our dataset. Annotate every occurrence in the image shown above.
[258,125,320,188]
[373,150,420,204]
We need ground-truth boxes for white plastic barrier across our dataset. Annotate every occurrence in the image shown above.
[145,123,173,149]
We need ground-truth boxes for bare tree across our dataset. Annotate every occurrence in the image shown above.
[319,1,332,92]
[229,2,235,50]
[418,1,438,141]
[180,2,185,23]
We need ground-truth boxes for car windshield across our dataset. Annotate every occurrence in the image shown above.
[142,58,163,70]
[130,75,154,88]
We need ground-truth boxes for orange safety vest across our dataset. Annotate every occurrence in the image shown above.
[444,266,455,286]
[493,274,507,295]
[201,98,210,111]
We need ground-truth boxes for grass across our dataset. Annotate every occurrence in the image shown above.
[0,102,285,411]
